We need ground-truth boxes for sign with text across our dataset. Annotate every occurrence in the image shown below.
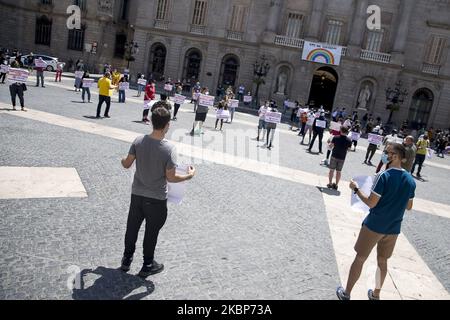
[1,65,10,73]
[137,78,147,86]
[244,95,252,103]
[265,112,282,124]
[350,132,361,141]
[198,94,215,107]
[7,68,29,83]
[164,84,173,91]
[35,60,47,68]
[173,94,186,105]
[302,41,343,66]
[229,99,239,109]
[329,121,342,132]
[216,109,230,120]
[82,78,94,88]
[74,71,84,78]
[315,120,327,129]
[119,82,129,90]
[368,133,383,146]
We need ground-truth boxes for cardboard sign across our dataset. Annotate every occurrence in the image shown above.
[82,78,94,88]
[330,121,342,132]
[198,94,215,107]
[164,84,173,91]
[0,65,10,73]
[265,112,282,124]
[368,134,383,146]
[119,82,129,90]
[315,120,327,129]
[216,109,230,119]
[35,60,47,68]
[350,132,361,141]
[244,95,252,103]
[174,94,186,105]
[229,99,239,109]
[75,71,84,79]
[137,79,147,86]
[7,68,29,83]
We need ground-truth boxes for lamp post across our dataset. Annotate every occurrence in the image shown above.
[124,41,139,69]
[253,55,270,108]
[385,80,408,125]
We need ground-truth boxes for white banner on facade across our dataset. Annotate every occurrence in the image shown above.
[302,41,343,66]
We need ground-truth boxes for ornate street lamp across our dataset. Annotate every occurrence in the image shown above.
[124,41,139,69]
[385,80,408,124]
[253,55,270,108]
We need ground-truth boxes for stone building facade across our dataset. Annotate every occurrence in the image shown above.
[1,0,449,129]
[129,0,450,129]
[0,0,137,72]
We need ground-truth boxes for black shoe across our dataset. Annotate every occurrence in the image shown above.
[327,183,334,189]
[332,183,338,190]
[417,173,421,178]
[138,261,164,278]
[120,256,133,272]
[104,115,110,118]
[96,115,101,119]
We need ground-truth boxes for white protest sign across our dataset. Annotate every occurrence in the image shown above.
[316,120,327,129]
[192,92,200,101]
[216,109,230,120]
[164,84,173,91]
[198,94,215,107]
[427,148,433,159]
[74,71,84,78]
[286,101,297,109]
[351,132,361,141]
[368,133,383,146]
[174,94,186,105]
[330,121,342,132]
[229,99,239,109]
[265,112,282,124]
[167,165,190,205]
[137,78,147,86]
[119,82,129,90]
[351,176,374,214]
[1,65,10,73]
[35,60,47,68]
[82,78,94,88]
[7,68,29,83]
[244,95,252,103]
[143,100,157,110]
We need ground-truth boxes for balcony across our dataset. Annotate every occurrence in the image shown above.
[226,30,243,41]
[422,63,441,76]
[274,35,304,49]
[341,47,348,57]
[190,25,206,35]
[154,20,169,30]
[360,50,392,64]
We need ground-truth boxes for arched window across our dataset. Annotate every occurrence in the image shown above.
[35,15,52,46]
[148,43,167,81]
[183,48,202,82]
[219,54,240,88]
[408,88,434,129]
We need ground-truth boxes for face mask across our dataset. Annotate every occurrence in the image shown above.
[381,153,389,165]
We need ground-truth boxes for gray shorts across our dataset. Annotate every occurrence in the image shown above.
[258,119,266,129]
[329,157,345,172]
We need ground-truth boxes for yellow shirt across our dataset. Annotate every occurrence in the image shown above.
[416,139,429,155]
[98,77,112,96]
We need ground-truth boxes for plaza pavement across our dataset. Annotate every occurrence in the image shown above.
[0,74,449,300]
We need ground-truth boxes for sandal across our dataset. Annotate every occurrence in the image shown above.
[336,286,350,300]
[368,289,380,300]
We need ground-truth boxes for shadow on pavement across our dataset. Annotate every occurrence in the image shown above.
[317,186,341,196]
[72,266,155,300]
[83,116,101,119]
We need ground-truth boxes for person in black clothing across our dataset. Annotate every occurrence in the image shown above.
[351,122,362,151]
[9,82,27,111]
[290,101,300,131]
[327,126,352,190]
[308,113,326,154]
[265,102,279,150]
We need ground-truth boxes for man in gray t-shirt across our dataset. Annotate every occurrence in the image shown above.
[120,103,196,278]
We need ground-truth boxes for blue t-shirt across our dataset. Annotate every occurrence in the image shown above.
[363,168,416,235]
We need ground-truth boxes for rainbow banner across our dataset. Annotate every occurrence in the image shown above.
[302,41,342,66]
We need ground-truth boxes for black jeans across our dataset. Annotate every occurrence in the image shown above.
[0,72,6,83]
[124,194,168,265]
[412,154,426,174]
[96,95,111,117]
[309,131,324,152]
[9,83,25,108]
[173,103,180,118]
[365,144,378,162]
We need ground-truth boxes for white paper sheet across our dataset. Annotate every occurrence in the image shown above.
[351,175,374,214]
[167,165,190,205]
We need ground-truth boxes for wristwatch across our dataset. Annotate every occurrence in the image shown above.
[353,187,359,194]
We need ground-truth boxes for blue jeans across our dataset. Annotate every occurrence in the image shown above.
[82,87,91,102]
[137,84,144,96]
[119,90,126,103]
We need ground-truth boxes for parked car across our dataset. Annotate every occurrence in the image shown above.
[19,54,64,72]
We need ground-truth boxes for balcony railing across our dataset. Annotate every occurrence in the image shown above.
[422,63,441,76]
[154,20,169,30]
[190,25,206,35]
[226,30,243,41]
[360,50,392,63]
[274,35,304,49]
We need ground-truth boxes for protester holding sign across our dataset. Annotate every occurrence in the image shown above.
[120,103,196,278]
[215,100,229,131]
[364,127,382,166]
[337,143,415,301]
[350,122,362,151]
[55,62,63,82]
[172,87,185,121]
[34,57,47,88]
[142,80,156,124]
[118,75,129,103]
[81,71,92,103]
[137,75,146,97]
[323,119,343,166]
[264,101,281,150]
[0,57,9,84]
[256,101,269,142]
[308,113,327,154]
[74,71,84,92]
[9,82,27,111]
[190,88,212,136]
[327,126,352,190]
[301,111,315,145]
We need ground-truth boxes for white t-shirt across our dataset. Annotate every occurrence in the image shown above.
[258,106,268,120]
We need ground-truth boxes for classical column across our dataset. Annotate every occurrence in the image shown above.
[392,0,415,53]
[306,0,326,40]
[266,0,285,33]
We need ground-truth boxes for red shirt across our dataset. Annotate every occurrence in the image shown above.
[144,84,155,101]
